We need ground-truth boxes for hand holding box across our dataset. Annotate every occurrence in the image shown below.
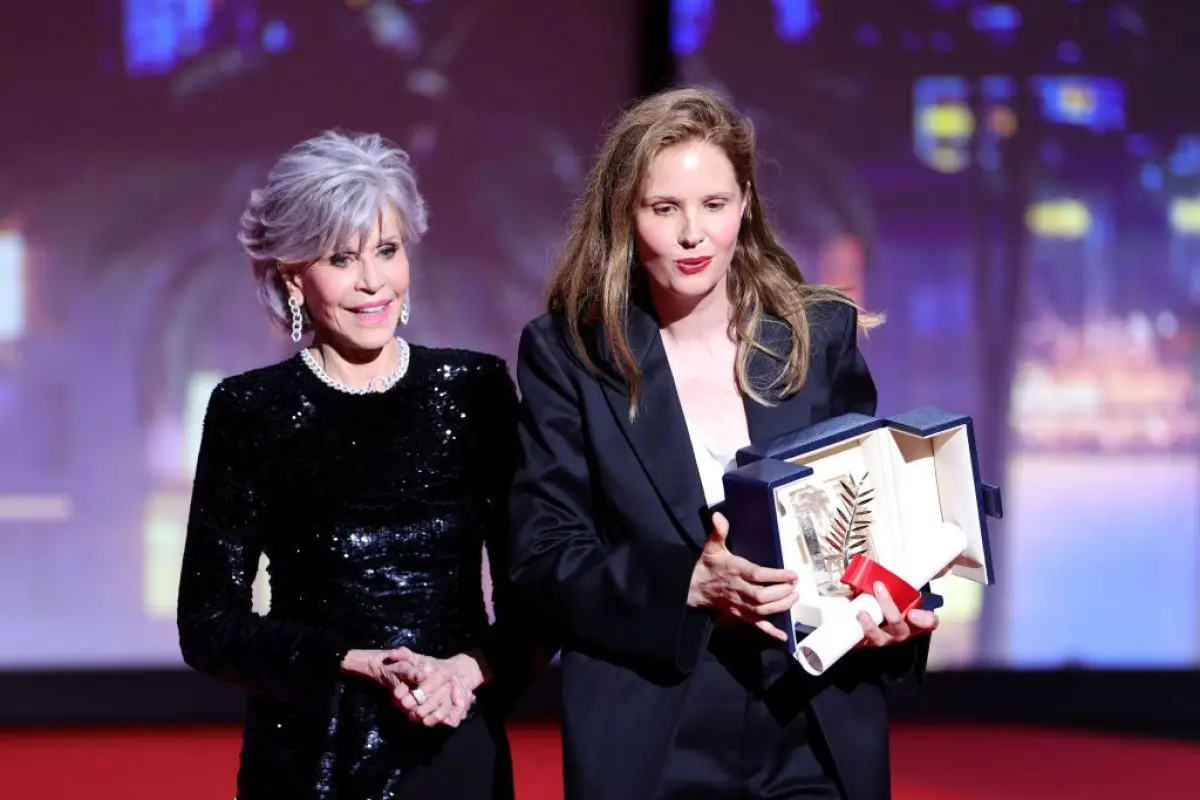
[795,520,967,675]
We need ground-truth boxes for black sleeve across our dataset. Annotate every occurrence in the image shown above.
[829,305,930,694]
[475,361,559,704]
[507,323,709,676]
[176,382,350,712]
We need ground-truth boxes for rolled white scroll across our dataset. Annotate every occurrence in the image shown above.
[796,521,968,676]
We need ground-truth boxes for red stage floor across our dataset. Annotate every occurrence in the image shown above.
[1,721,1196,798]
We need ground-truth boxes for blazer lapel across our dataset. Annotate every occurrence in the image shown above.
[597,307,710,548]
[742,315,814,442]
[595,307,814,549]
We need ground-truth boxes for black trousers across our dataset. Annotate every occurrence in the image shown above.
[392,709,515,800]
[656,631,845,799]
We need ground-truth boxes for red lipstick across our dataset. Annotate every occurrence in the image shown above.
[675,256,712,275]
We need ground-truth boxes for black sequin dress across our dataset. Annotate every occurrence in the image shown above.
[177,345,542,799]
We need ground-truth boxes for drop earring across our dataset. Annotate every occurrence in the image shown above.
[288,295,304,344]
[400,296,410,325]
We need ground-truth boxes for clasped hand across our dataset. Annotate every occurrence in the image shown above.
[385,647,485,728]
[344,648,482,728]
[688,512,938,648]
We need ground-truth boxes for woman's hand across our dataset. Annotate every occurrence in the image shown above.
[687,511,799,642]
[383,647,485,728]
[339,649,413,694]
[340,649,474,727]
[857,581,939,648]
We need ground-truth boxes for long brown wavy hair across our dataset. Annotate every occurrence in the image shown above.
[547,86,882,419]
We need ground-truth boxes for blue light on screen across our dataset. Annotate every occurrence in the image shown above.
[673,0,817,53]
[912,75,971,172]
[1031,76,1126,132]
[773,0,818,43]
[261,21,291,54]
[670,0,714,57]
[969,3,1021,47]
[982,75,1015,101]
[969,4,1022,32]
[123,0,215,77]
[1169,136,1200,177]
[1141,163,1164,192]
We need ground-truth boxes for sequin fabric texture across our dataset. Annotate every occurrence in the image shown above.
[177,346,534,799]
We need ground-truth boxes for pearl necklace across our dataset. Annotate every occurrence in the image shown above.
[300,337,411,395]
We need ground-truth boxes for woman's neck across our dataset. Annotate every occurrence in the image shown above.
[309,335,398,390]
[651,277,734,350]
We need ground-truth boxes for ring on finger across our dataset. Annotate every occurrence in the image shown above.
[411,687,427,705]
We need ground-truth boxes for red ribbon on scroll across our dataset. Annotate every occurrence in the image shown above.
[840,555,922,615]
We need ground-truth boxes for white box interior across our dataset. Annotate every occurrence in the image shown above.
[771,423,987,629]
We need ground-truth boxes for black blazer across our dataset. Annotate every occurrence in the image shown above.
[509,299,928,800]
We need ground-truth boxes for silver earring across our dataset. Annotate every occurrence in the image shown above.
[288,295,304,343]
[400,296,410,325]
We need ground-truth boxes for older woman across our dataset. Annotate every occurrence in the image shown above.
[177,130,543,799]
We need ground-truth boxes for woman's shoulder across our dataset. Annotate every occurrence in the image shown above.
[757,298,857,355]
[803,298,859,349]
[519,310,605,368]
[408,343,510,383]
[213,357,300,396]
[520,310,572,343]
[202,357,304,434]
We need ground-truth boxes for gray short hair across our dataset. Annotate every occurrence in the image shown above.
[238,130,429,333]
